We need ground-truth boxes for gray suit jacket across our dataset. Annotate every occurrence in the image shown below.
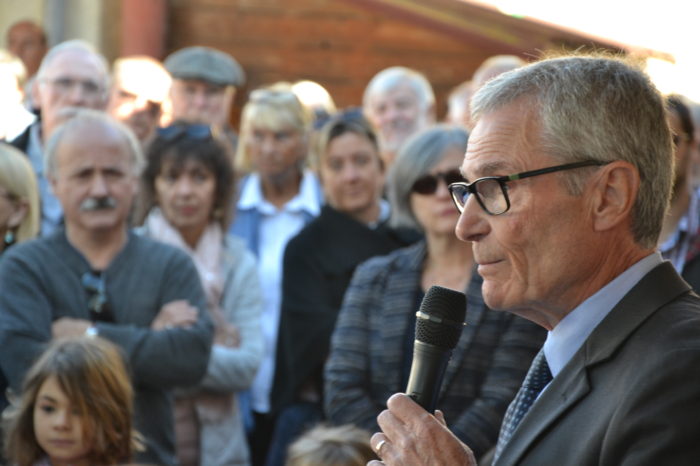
[325,241,545,458]
[495,262,700,465]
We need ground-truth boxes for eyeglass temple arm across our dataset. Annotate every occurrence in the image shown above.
[506,160,605,182]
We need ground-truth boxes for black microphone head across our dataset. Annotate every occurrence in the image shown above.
[415,285,467,350]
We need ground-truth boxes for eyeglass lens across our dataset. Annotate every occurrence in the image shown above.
[48,77,102,96]
[449,178,509,215]
[412,169,463,195]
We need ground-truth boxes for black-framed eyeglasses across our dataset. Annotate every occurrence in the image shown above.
[156,123,212,142]
[81,272,115,323]
[448,160,607,216]
[411,169,464,195]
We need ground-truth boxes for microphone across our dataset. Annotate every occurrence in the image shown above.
[405,285,467,413]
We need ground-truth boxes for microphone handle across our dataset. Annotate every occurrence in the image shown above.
[405,340,452,413]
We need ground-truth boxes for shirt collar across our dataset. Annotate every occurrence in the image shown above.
[544,252,663,377]
[367,199,391,229]
[238,170,321,216]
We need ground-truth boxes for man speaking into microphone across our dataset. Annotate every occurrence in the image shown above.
[369,54,700,466]
[324,125,545,459]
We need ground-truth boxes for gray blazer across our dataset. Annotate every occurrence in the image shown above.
[494,262,700,465]
[324,241,545,458]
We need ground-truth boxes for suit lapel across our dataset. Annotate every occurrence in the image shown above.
[496,262,690,465]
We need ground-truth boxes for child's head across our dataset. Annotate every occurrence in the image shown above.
[3,336,136,466]
[286,424,378,466]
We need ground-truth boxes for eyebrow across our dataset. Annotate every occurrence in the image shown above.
[462,160,512,180]
[38,395,57,403]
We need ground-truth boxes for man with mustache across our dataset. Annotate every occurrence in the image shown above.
[0,109,214,466]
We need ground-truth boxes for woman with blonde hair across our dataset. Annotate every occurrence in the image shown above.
[3,336,139,465]
[230,83,323,465]
[0,143,39,254]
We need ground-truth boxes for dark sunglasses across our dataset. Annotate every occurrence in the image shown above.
[81,272,116,323]
[156,123,212,142]
[411,169,464,195]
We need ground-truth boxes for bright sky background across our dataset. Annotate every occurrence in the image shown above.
[474,0,700,101]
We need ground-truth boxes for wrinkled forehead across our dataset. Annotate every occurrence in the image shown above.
[369,82,421,107]
[462,103,544,178]
[43,50,108,81]
[59,121,133,161]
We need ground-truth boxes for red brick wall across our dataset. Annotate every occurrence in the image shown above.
[167,0,514,128]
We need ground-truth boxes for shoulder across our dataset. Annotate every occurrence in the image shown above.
[222,234,256,267]
[285,206,338,249]
[0,233,65,269]
[126,232,196,270]
[353,240,426,280]
[357,240,426,271]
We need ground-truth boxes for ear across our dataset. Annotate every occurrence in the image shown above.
[7,199,28,230]
[588,161,639,233]
[30,79,42,108]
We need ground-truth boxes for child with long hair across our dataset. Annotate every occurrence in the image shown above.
[3,336,140,466]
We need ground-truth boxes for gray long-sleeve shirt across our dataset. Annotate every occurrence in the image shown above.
[0,229,214,466]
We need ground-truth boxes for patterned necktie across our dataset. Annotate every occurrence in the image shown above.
[493,349,552,463]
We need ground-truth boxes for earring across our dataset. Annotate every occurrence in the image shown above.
[4,230,15,248]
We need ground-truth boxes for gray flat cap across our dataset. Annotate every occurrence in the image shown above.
[164,46,245,87]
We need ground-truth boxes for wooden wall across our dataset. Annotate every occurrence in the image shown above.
[167,0,510,127]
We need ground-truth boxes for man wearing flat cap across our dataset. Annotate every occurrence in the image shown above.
[164,46,245,144]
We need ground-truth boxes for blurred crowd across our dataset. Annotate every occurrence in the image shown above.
[0,17,698,466]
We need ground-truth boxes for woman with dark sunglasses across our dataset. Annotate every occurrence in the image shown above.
[136,123,264,466]
[324,125,545,459]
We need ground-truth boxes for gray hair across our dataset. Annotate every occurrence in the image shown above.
[471,54,672,249]
[37,39,110,90]
[363,66,435,113]
[44,108,144,177]
[388,124,468,230]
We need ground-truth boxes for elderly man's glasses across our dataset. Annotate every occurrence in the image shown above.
[412,169,463,195]
[82,272,115,323]
[45,77,103,96]
[448,160,606,216]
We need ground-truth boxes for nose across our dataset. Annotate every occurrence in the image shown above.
[258,135,277,156]
[66,82,89,106]
[88,174,109,197]
[455,193,489,243]
[435,178,451,199]
[174,176,194,196]
[341,162,361,182]
[191,89,208,109]
[53,409,72,431]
